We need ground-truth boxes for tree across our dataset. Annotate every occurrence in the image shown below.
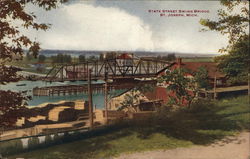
[105,52,116,60]
[0,0,65,129]
[119,92,141,112]
[118,83,154,112]
[156,55,161,60]
[99,53,104,61]
[157,54,176,61]
[87,55,97,62]
[26,52,33,61]
[0,91,30,128]
[214,35,249,85]
[200,0,249,85]
[194,66,211,90]
[38,55,46,63]
[200,0,249,53]
[79,55,86,63]
[159,68,196,107]
[51,54,72,63]
[65,54,72,63]
[166,53,176,61]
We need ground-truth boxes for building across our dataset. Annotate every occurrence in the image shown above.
[159,58,226,88]
[157,58,248,100]
[175,58,226,87]
[144,86,193,106]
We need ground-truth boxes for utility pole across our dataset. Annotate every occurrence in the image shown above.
[213,74,217,100]
[248,72,250,105]
[104,71,108,125]
[88,69,93,129]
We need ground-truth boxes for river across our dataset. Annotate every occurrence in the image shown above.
[0,80,127,109]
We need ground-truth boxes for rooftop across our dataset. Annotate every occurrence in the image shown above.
[172,59,225,78]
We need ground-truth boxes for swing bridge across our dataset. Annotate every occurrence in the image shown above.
[33,56,174,96]
[43,57,173,82]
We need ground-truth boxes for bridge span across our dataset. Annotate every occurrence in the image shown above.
[44,57,173,82]
[43,58,171,82]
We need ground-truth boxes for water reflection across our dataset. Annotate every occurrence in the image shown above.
[0,80,126,109]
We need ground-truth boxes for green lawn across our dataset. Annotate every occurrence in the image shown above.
[182,57,214,62]
[9,132,192,159]
[9,95,249,159]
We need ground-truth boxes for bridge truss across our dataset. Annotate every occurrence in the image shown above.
[44,57,172,82]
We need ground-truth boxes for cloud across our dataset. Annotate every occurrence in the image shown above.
[92,1,230,54]
[33,3,154,51]
[21,1,247,54]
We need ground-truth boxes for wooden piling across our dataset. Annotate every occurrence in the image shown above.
[88,69,94,129]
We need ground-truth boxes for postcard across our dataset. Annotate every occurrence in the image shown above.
[0,0,249,158]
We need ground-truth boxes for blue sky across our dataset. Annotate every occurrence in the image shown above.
[22,0,243,54]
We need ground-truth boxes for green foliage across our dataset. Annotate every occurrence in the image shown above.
[25,52,33,61]
[135,83,154,93]
[51,54,72,64]
[214,35,249,85]
[160,68,196,107]
[156,53,176,61]
[119,91,141,112]
[99,53,104,61]
[104,52,117,60]
[166,53,176,61]
[0,90,29,128]
[87,55,98,62]
[38,55,46,63]
[119,83,154,112]
[200,0,249,85]
[123,94,136,106]
[0,139,23,156]
[0,0,64,126]
[200,0,249,52]
[194,66,211,90]
[78,55,86,63]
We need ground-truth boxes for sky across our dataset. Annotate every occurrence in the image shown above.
[22,0,239,54]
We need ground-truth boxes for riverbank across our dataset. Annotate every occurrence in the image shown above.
[1,100,88,140]
[7,95,249,159]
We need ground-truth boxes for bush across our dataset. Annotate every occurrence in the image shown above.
[188,99,216,114]
[0,139,23,156]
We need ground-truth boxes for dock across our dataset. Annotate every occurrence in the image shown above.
[33,83,115,96]
[33,80,157,96]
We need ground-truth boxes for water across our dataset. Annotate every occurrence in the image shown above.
[0,80,127,109]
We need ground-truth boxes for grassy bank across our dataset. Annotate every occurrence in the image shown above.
[9,95,249,159]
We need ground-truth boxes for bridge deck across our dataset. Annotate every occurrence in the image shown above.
[44,58,172,82]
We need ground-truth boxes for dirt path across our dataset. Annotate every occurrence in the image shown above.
[116,132,250,159]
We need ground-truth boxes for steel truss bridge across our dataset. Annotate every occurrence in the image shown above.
[44,57,173,82]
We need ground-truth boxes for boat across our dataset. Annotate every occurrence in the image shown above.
[16,84,26,86]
